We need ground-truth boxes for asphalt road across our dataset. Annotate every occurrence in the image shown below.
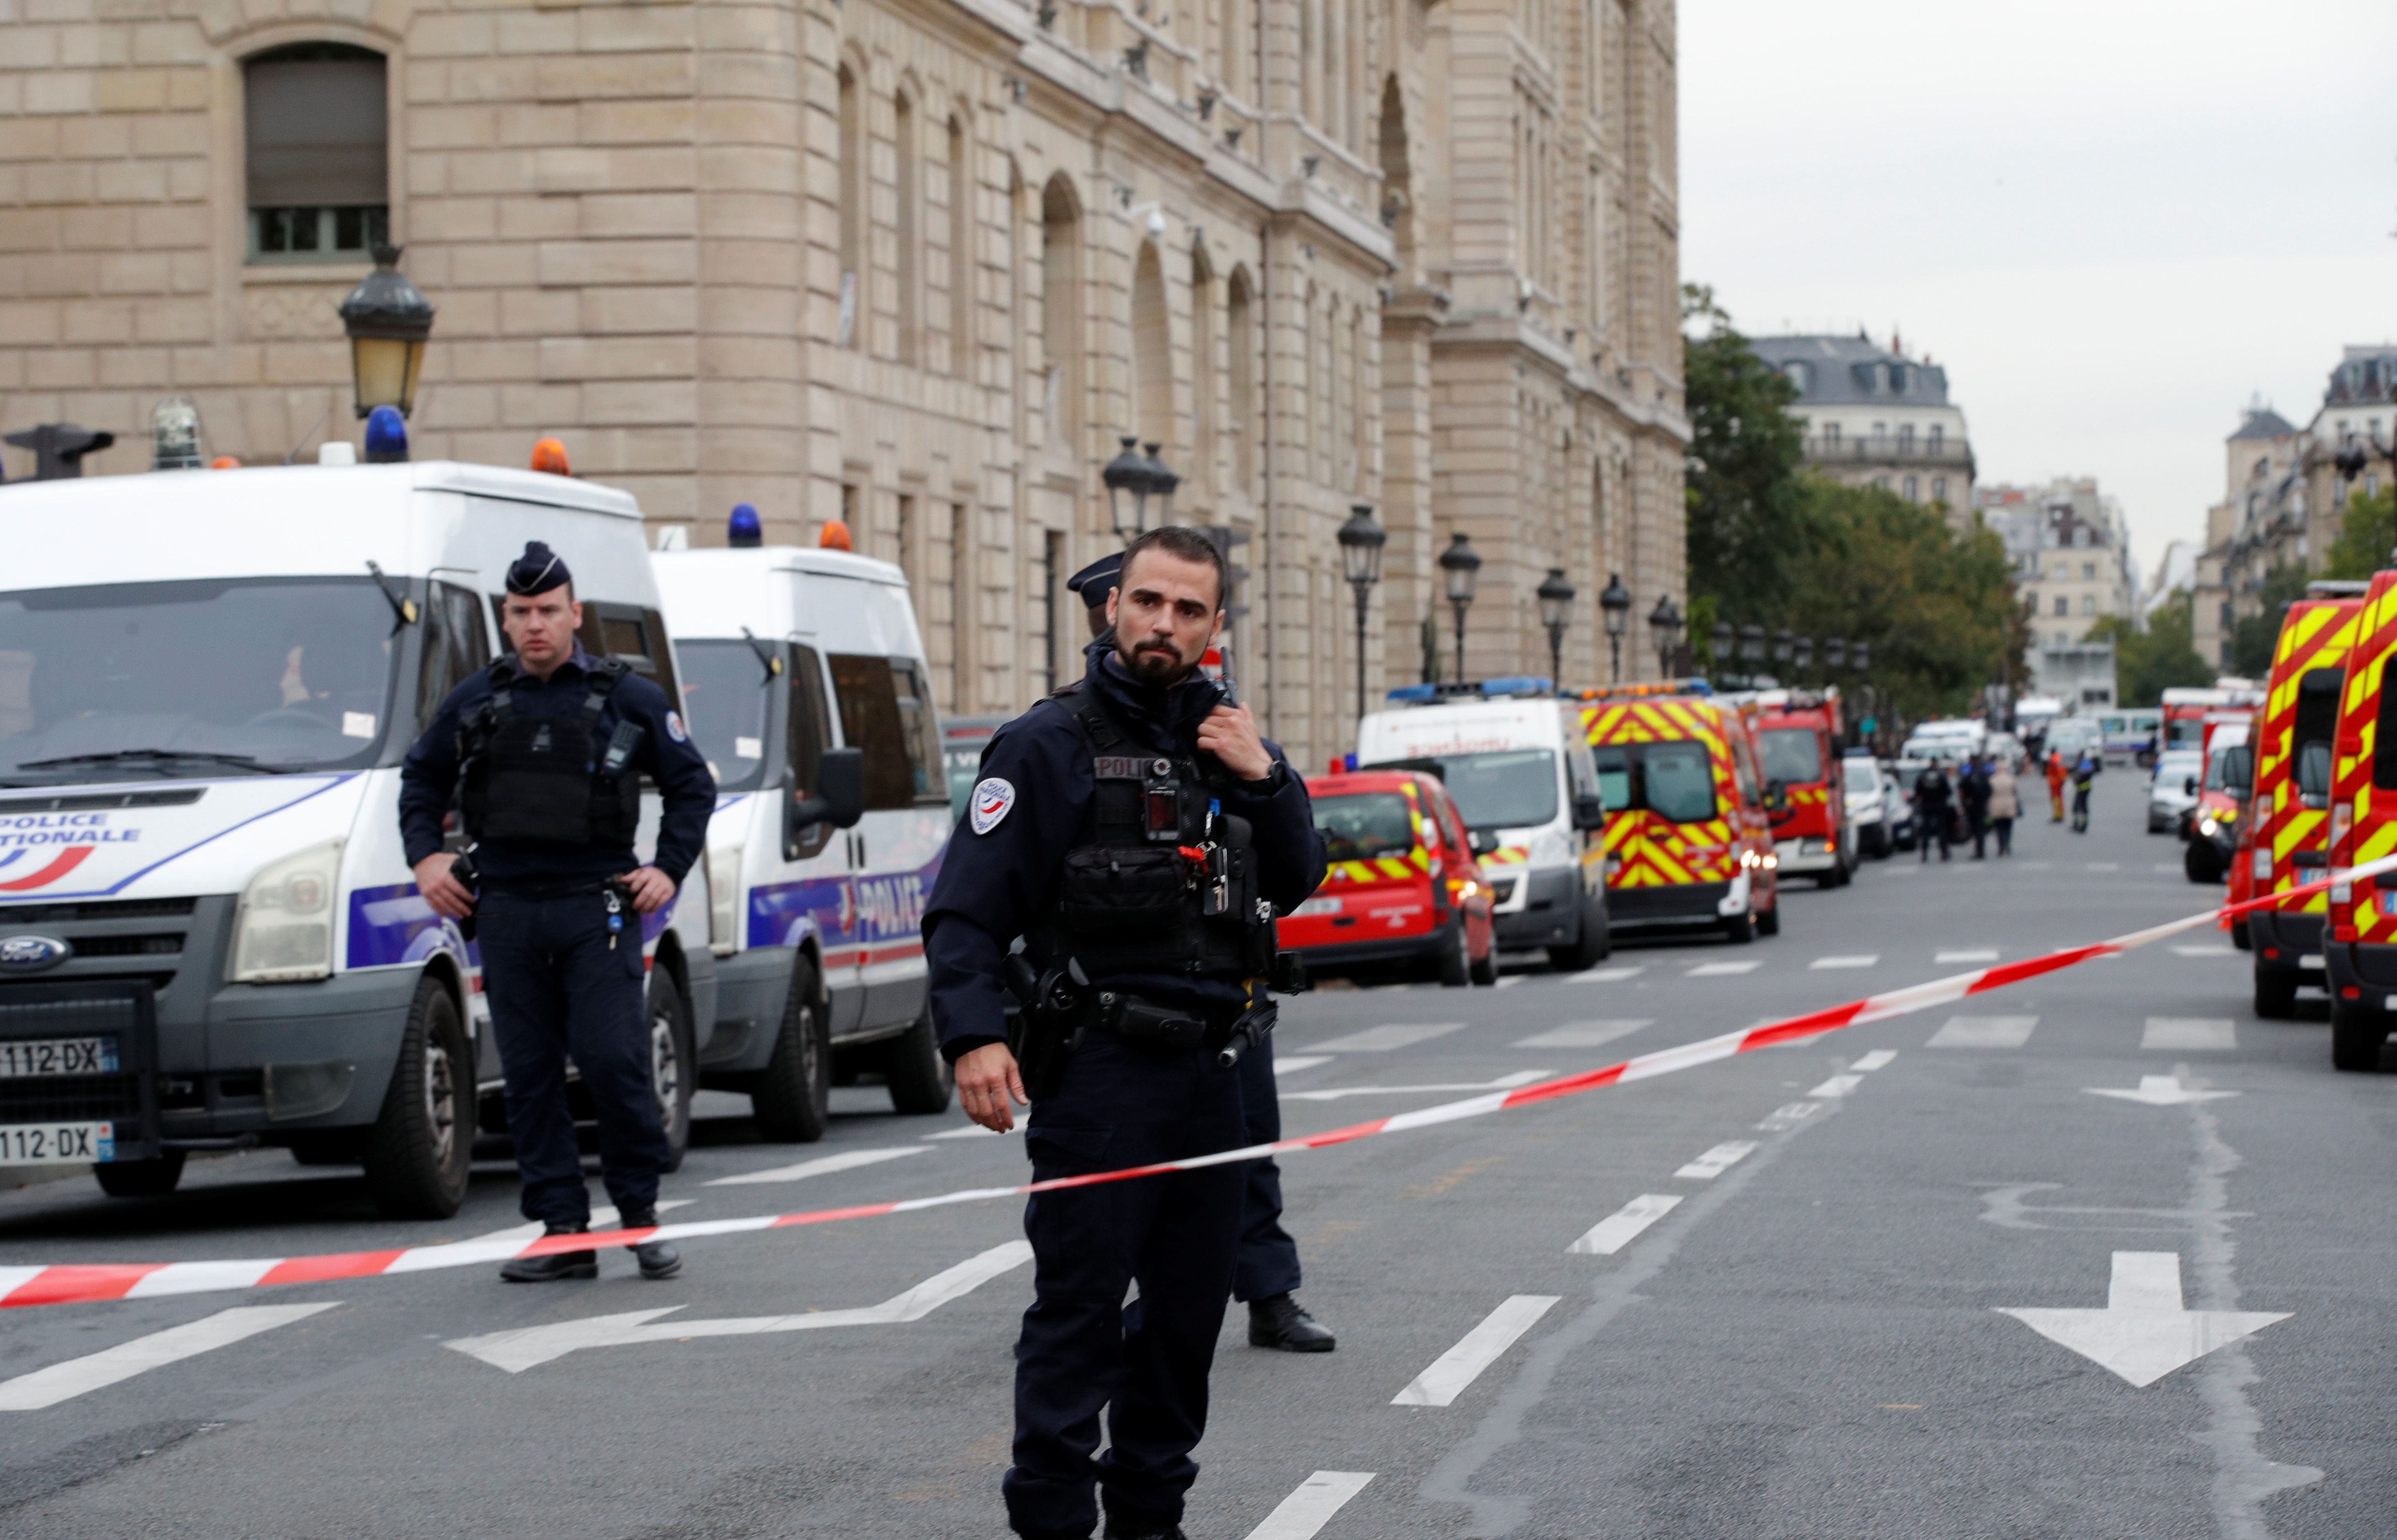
[1,768,2391,1539]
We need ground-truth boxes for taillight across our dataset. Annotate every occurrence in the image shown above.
[2331,801,2353,856]
[2251,847,2271,882]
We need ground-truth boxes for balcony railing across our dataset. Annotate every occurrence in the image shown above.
[1802,437,1975,467]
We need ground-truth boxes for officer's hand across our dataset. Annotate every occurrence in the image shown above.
[1197,704,1274,782]
[413,853,475,920]
[956,1043,1029,1132]
[617,866,677,915]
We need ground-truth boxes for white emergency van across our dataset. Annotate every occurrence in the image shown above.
[1354,678,1610,969]
[652,542,954,1137]
[0,458,715,1218]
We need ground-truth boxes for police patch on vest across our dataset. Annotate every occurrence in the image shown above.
[1093,756,1169,780]
[665,711,688,743]
[970,777,1016,835]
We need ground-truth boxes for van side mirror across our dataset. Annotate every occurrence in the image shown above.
[1762,779,1789,813]
[2184,776,2198,796]
[790,746,867,840]
[1467,828,1500,857]
[1571,792,1607,831]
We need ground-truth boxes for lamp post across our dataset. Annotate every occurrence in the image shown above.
[1772,627,1794,677]
[1739,623,1765,685]
[1141,441,1180,527]
[1438,532,1481,684]
[336,242,435,421]
[1596,571,1631,682]
[1337,504,1387,724]
[1793,635,1814,678]
[1647,595,1682,677]
[1710,619,1734,675]
[1539,568,1577,690]
[1826,636,1847,672]
[1102,436,1154,541]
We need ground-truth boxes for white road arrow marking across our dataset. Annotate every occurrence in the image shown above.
[1996,1251,2288,1388]
[2086,1074,2239,1107]
[444,1241,1033,1373]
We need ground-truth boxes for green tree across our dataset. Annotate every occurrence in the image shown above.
[1681,284,1810,607]
[2226,562,2312,678]
[2322,483,2397,581]
[2085,597,2212,707]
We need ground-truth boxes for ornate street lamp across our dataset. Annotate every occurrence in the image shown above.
[1793,635,1815,677]
[1337,504,1387,724]
[1772,627,1794,670]
[1438,531,1481,684]
[1141,441,1180,527]
[1596,571,1631,682]
[1102,436,1154,541]
[1710,619,1734,672]
[1649,595,1683,677]
[1539,568,1577,690]
[1851,639,1872,672]
[1739,623,1765,667]
[1826,636,1848,671]
[336,242,435,420]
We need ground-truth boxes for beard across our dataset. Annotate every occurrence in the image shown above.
[1118,631,1196,686]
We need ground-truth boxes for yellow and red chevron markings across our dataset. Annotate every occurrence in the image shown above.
[2255,598,2357,916]
[1325,777,1434,887]
[1583,696,1743,888]
[2335,576,2397,940]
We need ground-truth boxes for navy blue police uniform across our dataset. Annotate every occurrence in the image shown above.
[398,542,715,1279]
[923,635,1326,1540]
[1064,553,1330,1353]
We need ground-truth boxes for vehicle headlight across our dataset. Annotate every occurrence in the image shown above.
[707,843,744,957]
[231,838,343,983]
[2198,818,2217,837]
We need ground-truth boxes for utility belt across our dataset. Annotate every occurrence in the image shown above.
[1087,990,1243,1053]
[1004,948,1304,1099]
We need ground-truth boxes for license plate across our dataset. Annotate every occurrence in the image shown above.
[2298,954,2324,970]
[0,1037,119,1079]
[1293,897,1342,917]
[0,1121,115,1164]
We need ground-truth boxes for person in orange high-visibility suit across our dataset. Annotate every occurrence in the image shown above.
[2044,749,2068,823]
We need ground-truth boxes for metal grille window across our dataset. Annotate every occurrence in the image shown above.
[245,44,388,264]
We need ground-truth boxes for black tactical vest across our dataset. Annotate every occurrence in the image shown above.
[455,656,643,847]
[1037,683,1279,980]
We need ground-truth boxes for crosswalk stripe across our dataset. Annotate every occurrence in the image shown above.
[2143,1017,2237,1051]
[1811,955,1878,969]
[0,1302,339,1411]
[1926,1015,2038,1049]
[1307,1022,1467,1053]
[1686,960,1762,977]
[1509,1019,1652,1050]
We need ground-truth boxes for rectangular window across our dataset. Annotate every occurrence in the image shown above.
[1932,476,1947,502]
[415,581,490,732]
[2054,596,2069,617]
[2378,657,2397,792]
[245,46,389,264]
[1928,425,1944,453]
[890,656,945,804]
[787,644,835,858]
[828,652,943,809]
[1902,476,1919,501]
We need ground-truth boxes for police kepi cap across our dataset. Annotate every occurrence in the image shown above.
[1066,551,1123,612]
[506,540,571,596]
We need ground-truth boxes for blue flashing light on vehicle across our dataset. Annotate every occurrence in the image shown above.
[361,405,408,464]
[728,503,762,548]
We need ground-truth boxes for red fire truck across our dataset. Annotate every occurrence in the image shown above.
[1750,688,1854,887]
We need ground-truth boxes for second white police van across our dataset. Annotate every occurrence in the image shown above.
[653,532,954,1138]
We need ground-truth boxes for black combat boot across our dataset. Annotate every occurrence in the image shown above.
[1248,1292,1336,1352]
[499,1222,597,1282]
[617,1205,682,1280]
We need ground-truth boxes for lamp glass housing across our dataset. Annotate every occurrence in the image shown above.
[1439,533,1481,603]
[1337,505,1387,586]
[1102,437,1149,539]
[1598,572,1631,635]
[349,335,426,420]
[1538,568,1576,631]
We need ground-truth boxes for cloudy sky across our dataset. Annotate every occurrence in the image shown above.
[1680,0,2397,582]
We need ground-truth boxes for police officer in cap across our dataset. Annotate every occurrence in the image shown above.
[399,541,715,1281]
[927,527,1327,1540]
[1065,550,1335,1356]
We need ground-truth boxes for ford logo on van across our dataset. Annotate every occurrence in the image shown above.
[0,935,72,974]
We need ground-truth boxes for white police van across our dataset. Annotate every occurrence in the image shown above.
[0,452,716,1217]
[1355,678,1610,970]
[652,535,954,1137]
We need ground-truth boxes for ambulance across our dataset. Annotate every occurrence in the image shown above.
[0,439,717,1217]
[1750,688,1854,885]
[2316,572,2397,1065]
[1355,678,1611,970]
[653,532,954,1136]
[1581,682,1782,942]
[2240,582,2365,1017]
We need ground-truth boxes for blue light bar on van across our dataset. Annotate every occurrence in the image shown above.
[1385,677,1556,704]
[362,406,407,464]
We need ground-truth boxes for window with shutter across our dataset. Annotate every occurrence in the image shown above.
[245,44,389,263]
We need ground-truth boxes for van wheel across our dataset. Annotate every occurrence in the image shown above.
[1469,931,1499,986]
[2231,921,2253,952]
[1757,901,1781,938]
[884,1010,954,1115]
[2253,963,2298,1020]
[2185,841,2223,884]
[363,975,473,1219]
[753,958,831,1141]
[2331,998,2387,1071]
[1547,893,1609,972]
[1722,908,1757,944]
[1438,919,1472,988]
[648,967,694,1173]
[95,1149,186,1197]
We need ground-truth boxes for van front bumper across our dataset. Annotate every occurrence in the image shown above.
[1491,865,1589,948]
[1774,837,1840,874]
[1608,880,1732,928]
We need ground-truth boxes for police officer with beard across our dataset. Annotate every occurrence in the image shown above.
[400,542,715,1282]
[926,527,1327,1540]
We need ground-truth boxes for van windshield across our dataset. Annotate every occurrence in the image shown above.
[1314,792,1418,863]
[1759,728,1824,784]
[0,577,400,784]
[1590,741,1718,823]
[677,640,774,791]
[1364,749,1557,831]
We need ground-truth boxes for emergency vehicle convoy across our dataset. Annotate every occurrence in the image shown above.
[1281,768,1497,985]
[1748,688,1854,886]
[2320,570,2397,1068]
[1355,679,1611,971]
[0,445,719,1216]
[653,535,955,1134]
[1579,681,1783,943]
[2239,583,2363,1017]
[2184,720,2252,883]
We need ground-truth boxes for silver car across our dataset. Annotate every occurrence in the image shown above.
[2147,748,2204,834]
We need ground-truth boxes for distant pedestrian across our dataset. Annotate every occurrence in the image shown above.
[2045,750,2067,822]
[1959,757,1993,858]
[1987,760,2020,856]
[1915,761,1954,863]
[2070,751,2099,834]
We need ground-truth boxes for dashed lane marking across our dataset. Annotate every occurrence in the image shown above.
[2170,944,2238,958]
[1307,1022,1468,1053]
[707,1148,927,1188]
[1806,1074,1864,1098]
[1509,1019,1652,1050]
[1391,1295,1561,1407]
[2143,1017,2237,1052]
[1493,977,1523,990]
[1812,955,1879,969]
[2087,863,2122,872]
[1755,1102,1821,1132]
[2154,863,2183,874]
[1852,1049,1899,1072]
[1566,1194,1682,1255]
[0,1302,340,1411]
[1673,1141,1757,1179]
[1686,960,1762,977]
[1281,1071,1551,1103]
[1937,948,1999,964]
[1275,1055,1333,1075]
[1243,1471,1376,1540]
[1563,965,1645,982]
[1926,1015,2038,1050]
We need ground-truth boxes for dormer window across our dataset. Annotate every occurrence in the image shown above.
[1783,361,1810,392]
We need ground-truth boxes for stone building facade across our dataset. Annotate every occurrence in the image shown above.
[0,0,1687,771]
[1747,330,1974,527]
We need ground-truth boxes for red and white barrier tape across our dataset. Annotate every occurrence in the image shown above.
[4,860,2381,1311]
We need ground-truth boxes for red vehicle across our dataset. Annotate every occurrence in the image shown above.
[2184,717,2253,883]
[1282,769,1496,986]
[1752,689,1853,886]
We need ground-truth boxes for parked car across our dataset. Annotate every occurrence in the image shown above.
[1841,751,1890,857]
[1281,768,1496,986]
[2146,748,2204,835]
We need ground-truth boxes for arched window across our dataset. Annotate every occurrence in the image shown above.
[1228,267,1257,496]
[947,115,972,381]
[837,64,863,348]
[1040,174,1081,441]
[894,90,919,363]
[1132,243,1173,460]
[1191,250,1215,497]
[245,44,387,262]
